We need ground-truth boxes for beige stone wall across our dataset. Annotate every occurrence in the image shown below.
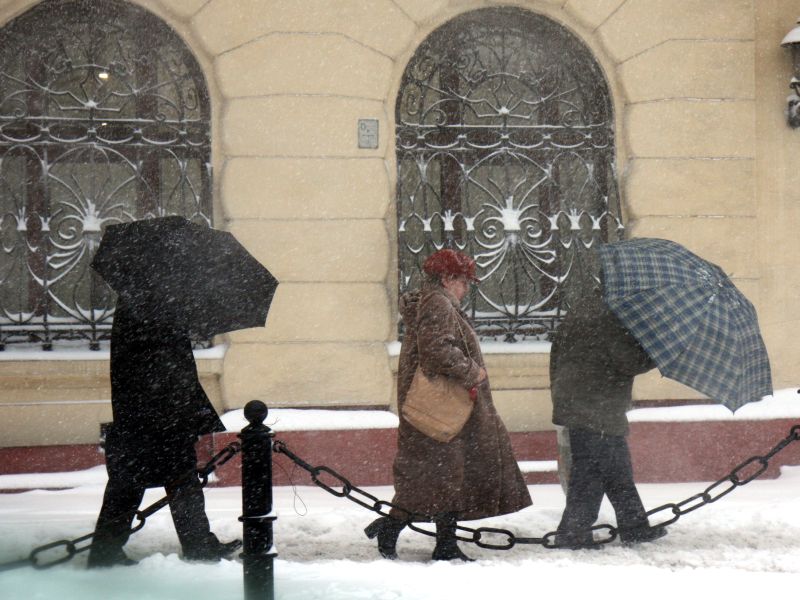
[0,357,224,446]
[596,0,761,402]
[754,0,800,390]
[200,0,399,410]
[2,0,798,447]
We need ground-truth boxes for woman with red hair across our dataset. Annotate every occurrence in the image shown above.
[365,249,531,561]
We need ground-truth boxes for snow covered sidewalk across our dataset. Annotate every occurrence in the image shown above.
[1,467,799,600]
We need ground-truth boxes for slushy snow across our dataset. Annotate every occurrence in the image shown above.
[1,472,799,599]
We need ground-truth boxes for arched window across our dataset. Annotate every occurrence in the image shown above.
[0,0,211,350]
[396,8,622,342]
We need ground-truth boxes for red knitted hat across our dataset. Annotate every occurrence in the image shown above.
[422,249,479,282]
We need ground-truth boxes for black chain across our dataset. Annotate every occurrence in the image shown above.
[0,441,242,572]
[274,424,800,550]
[644,424,800,529]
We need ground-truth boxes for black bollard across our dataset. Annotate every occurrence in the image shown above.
[239,400,276,600]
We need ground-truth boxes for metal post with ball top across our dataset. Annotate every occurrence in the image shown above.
[239,400,276,600]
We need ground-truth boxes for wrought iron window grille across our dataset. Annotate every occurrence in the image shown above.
[396,8,623,342]
[0,0,212,350]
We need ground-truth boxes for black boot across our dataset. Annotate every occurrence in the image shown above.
[364,516,405,560]
[183,533,242,562]
[619,524,668,545]
[432,513,473,562]
[87,477,144,568]
[553,530,604,551]
[87,546,139,568]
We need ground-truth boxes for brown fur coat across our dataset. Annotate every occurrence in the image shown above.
[391,283,532,521]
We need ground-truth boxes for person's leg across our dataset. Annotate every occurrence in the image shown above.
[599,435,647,526]
[600,435,666,543]
[364,516,406,560]
[431,512,473,561]
[166,474,216,553]
[165,442,241,561]
[555,429,605,547]
[87,476,144,567]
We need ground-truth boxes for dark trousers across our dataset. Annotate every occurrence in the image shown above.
[557,429,648,536]
[88,470,213,563]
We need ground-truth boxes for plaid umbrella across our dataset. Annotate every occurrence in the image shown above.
[595,238,772,412]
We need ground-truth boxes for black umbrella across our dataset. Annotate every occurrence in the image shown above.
[91,216,278,338]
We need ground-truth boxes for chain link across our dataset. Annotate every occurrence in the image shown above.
[274,424,800,551]
[0,441,242,572]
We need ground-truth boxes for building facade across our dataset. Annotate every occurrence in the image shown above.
[0,0,798,450]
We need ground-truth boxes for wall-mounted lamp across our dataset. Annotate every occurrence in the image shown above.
[781,18,800,128]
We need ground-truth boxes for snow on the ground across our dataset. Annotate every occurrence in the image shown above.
[219,388,800,433]
[0,343,226,361]
[629,387,800,422]
[220,407,399,432]
[387,340,551,356]
[0,465,109,491]
[1,466,799,600]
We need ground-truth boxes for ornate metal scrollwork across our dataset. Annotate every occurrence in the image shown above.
[396,8,623,341]
[0,0,211,349]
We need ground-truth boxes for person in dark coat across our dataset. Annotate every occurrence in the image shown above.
[365,249,532,561]
[87,302,240,567]
[550,286,667,548]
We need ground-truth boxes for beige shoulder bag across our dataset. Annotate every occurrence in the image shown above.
[401,302,476,443]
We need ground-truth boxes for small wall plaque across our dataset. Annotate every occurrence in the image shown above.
[358,118,379,149]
